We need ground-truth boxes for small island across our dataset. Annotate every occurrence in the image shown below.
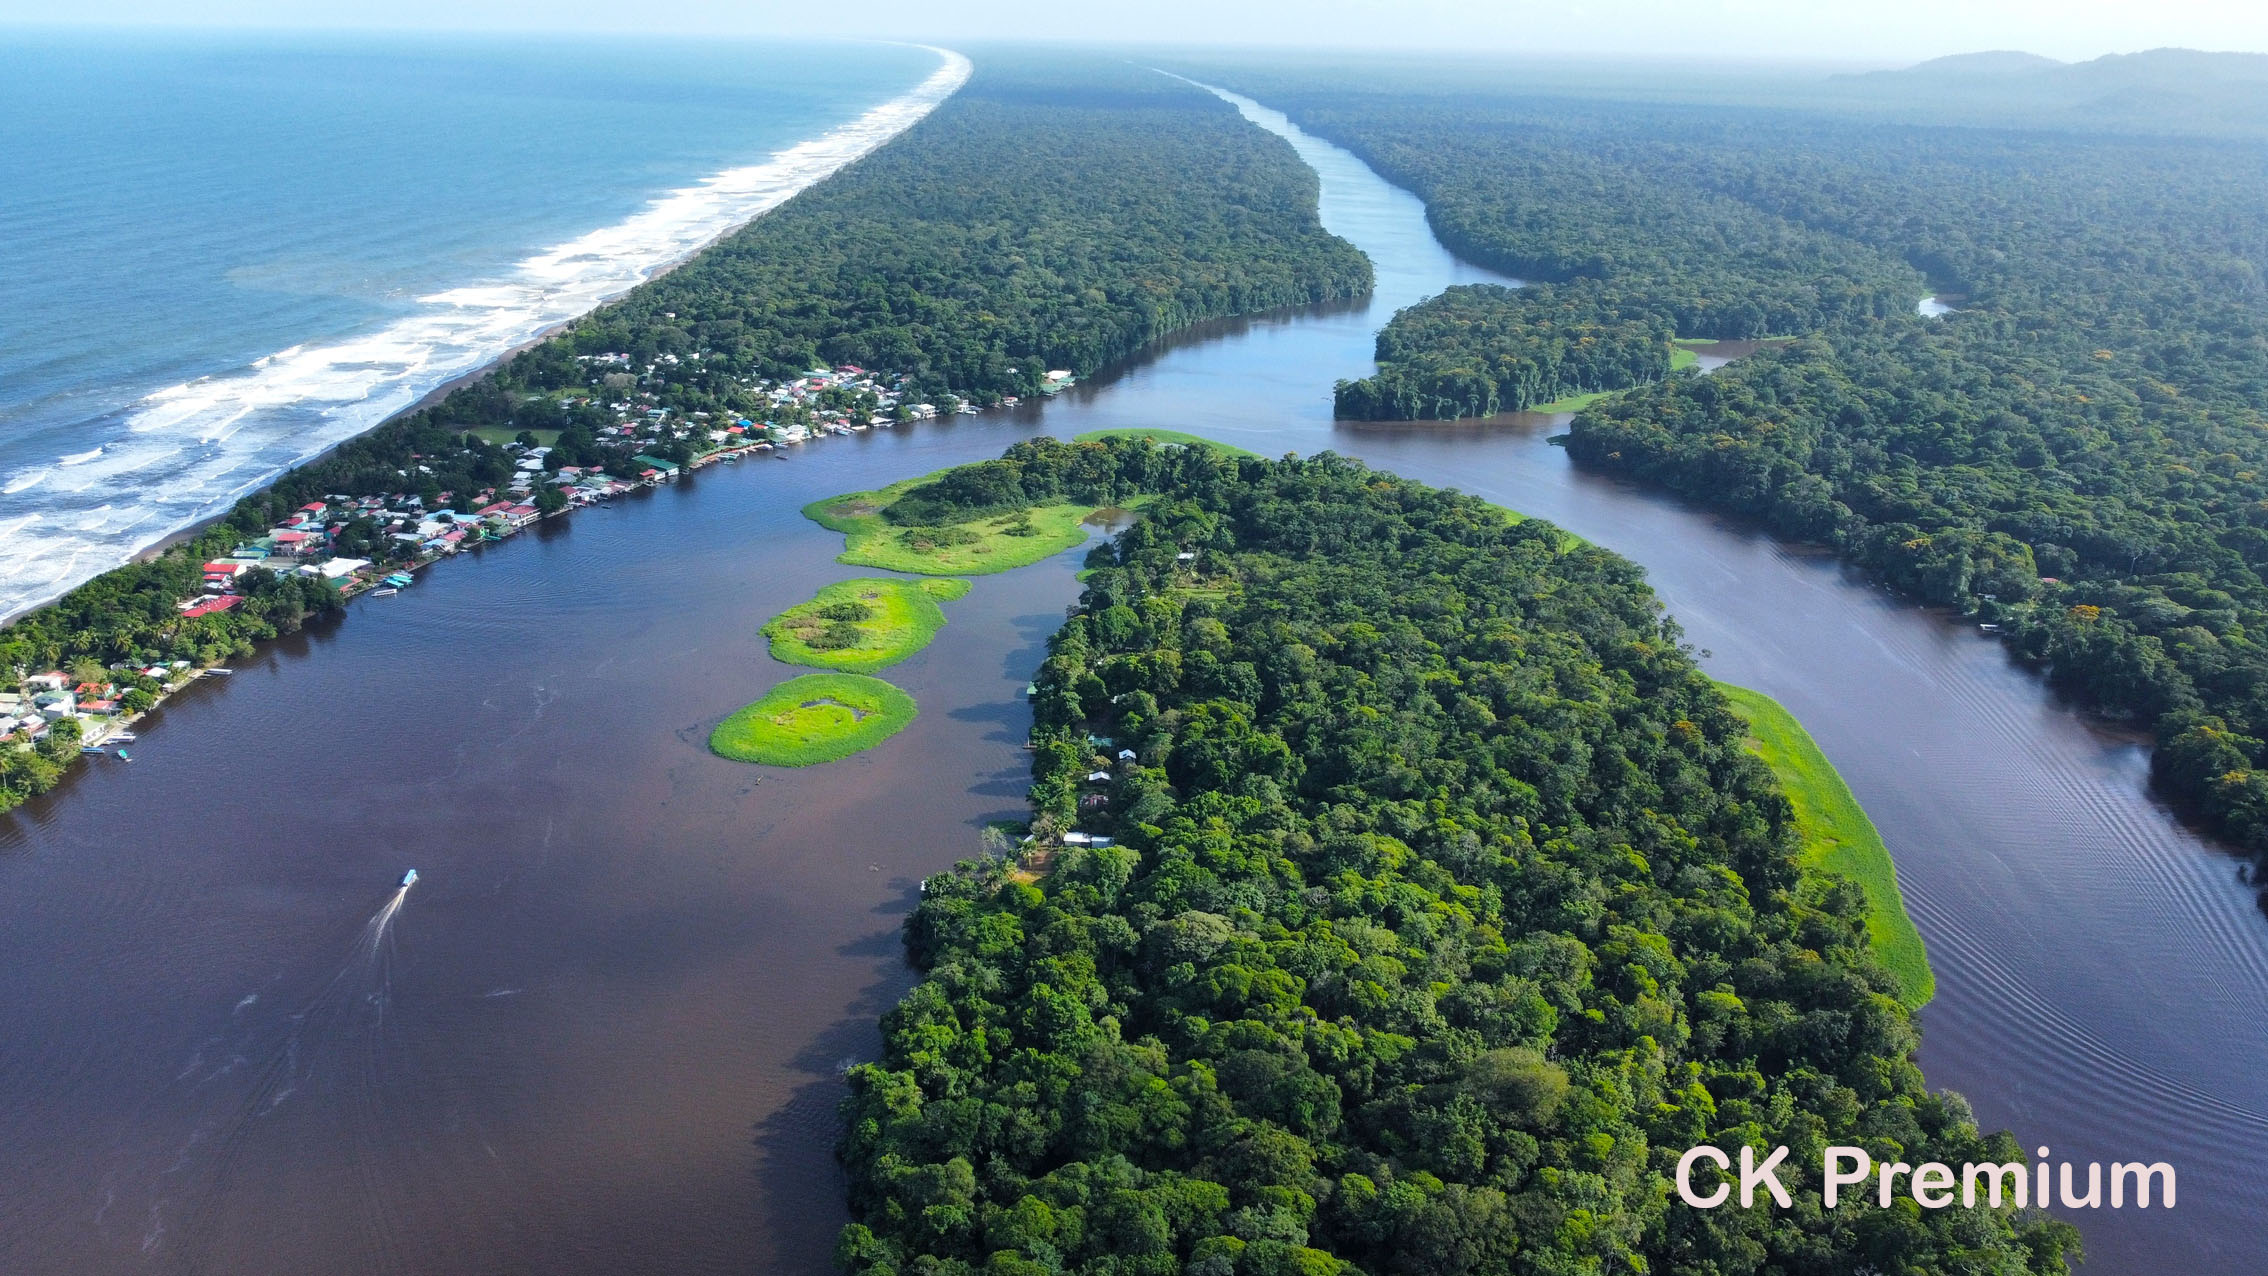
[762,577,969,673]
[709,673,917,766]
[804,461,1136,576]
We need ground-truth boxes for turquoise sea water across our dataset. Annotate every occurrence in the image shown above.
[0,31,954,617]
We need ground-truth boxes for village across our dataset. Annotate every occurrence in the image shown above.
[1,360,1077,777]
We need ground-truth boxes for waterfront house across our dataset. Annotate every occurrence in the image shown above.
[271,530,320,556]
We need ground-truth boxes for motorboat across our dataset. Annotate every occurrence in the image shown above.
[400,869,419,888]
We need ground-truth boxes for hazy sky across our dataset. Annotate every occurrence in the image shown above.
[8,0,2266,63]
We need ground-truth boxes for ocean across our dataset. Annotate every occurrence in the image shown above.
[0,30,962,619]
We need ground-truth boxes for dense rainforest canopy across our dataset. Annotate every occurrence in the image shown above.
[1214,71,2268,869]
[518,56,1370,405]
[1333,283,1673,420]
[0,54,1368,812]
[837,438,2075,1276]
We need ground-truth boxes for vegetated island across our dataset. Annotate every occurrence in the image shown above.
[710,672,916,766]
[1334,282,1680,420]
[1332,286,1783,422]
[838,443,2066,1276]
[1225,68,2268,877]
[0,52,1369,816]
[803,471,1138,577]
[764,577,970,673]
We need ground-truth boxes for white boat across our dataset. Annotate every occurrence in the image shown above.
[371,587,398,597]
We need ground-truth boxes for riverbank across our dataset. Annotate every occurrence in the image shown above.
[10,62,2266,1276]
[0,44,977,627]
[1718,682,1935,1006]
[840,445,2069,1276]
[3,51,1370,818]
[1521,339,1701,413]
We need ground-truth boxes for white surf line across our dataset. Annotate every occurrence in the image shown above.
[0,45,971,622]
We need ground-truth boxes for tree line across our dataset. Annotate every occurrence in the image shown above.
[1224,75,2268,872]
[837,437,2076,1276]
[0,53,1371,813]
[1333,283,1673,420]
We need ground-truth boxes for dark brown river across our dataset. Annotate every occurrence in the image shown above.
[1,85,2259,1276]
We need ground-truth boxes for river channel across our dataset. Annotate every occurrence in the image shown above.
[1,83,2260,1276]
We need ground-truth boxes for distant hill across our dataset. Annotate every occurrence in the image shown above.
[1871,50,2065,77]
[1833,47,2268,136]
[2071,47,2268,86]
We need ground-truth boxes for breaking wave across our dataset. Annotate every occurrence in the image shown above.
[0,45,969,622]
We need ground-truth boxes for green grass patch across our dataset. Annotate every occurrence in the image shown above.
[470,426,561,447]
[1718,683,1935,1007]
[1525,388,1618,414]
[804,468,1145,576]
[1072,428,1259,457]
[1529,339,1789,412]
[710,672,916,766]
[762,577,967,673]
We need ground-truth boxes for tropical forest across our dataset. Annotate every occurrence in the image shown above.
[1209,69,2268,865]
[834,438,2077,1276]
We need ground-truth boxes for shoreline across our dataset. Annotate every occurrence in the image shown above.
[6,46,972,626]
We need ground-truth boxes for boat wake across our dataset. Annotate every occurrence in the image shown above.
[0,46,971,623]
[142,883,419,1267]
